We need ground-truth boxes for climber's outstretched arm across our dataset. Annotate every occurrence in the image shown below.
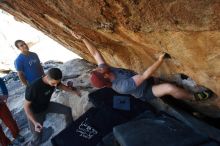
[82,38,105,65]
[71,32,105,65]
[132,53,165,86]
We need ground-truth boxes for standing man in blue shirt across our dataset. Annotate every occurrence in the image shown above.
[14,40,44,86]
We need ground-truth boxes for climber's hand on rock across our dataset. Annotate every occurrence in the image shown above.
[158,53,166,61]
[71,32,84,40]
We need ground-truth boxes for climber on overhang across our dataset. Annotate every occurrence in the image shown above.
[70,32,212,102]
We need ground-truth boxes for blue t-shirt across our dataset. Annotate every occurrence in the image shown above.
[98,64,154,99]
[14,52,44,84]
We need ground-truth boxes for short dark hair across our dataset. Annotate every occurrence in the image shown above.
[15,40,25,48]
[47,68,62,80]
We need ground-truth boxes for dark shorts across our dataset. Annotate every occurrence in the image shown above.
[139,77,157,101]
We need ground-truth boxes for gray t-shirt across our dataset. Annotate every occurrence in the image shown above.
[99,64,154,100]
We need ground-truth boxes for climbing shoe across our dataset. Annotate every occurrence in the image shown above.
[194,90,213,101]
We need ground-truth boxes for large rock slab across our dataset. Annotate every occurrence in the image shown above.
[0,0,219,97]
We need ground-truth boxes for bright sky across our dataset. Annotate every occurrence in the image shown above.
[0,10,80,72]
